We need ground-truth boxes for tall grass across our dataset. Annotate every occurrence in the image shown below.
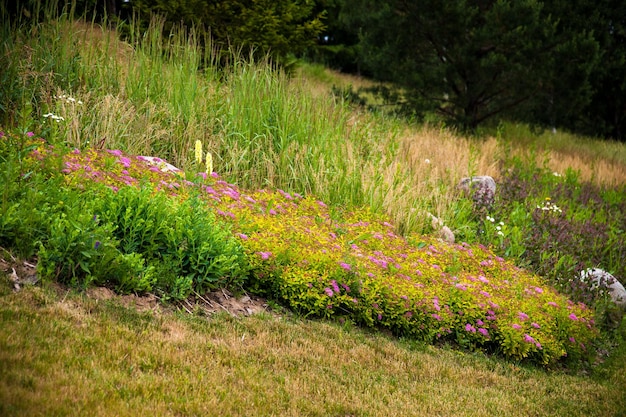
[4,0,626,240]
[1,7,455,235]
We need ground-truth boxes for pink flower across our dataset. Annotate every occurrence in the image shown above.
[237,233,248,240]
[324,287,334,297]
[478,328,489,337]
[531,322,540,329]
[258,251,272,260]
[480,290,491,298]
[405,311,413,318]
[534,287,544,294]
[455,283,467,291]
[26,131,34,137]
[476,319,484,326]
[512,324,522,330]
[330,280,340,293]
[465,324,476,333]
[518,312,529,320]
[547,301,558,307]
[339,262,351,271]
[118,157,131,168]
[523,334,535,344]
[569,337,576,343]
[569,313,578,321]
[107,149,123,156]
[431,314,442,321]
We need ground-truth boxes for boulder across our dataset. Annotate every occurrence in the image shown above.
[580,268,626,307]
[458,176,496,207]
[137,155,182,173]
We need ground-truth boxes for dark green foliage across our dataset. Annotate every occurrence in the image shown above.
[129,0,326,64]
[321,0,626,140]
[335,0,599,131]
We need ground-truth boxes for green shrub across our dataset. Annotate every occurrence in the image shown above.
[95,185,248,299]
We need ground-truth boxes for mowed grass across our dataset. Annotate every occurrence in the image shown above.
[1,279,625,417]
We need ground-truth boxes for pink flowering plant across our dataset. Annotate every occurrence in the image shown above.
[0,133,600,366]
[184,174,598,365]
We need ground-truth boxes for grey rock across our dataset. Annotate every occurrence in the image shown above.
[580,268,626,307]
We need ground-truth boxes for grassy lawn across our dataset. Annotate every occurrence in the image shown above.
[1,280,625,417]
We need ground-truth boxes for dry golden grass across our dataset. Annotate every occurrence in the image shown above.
[508,147,626,187]
[1,282,624,417]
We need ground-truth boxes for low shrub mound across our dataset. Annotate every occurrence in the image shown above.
[7,131,597,366]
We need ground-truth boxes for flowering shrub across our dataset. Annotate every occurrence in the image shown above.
[190,174,599,365]
[0,132,603,365]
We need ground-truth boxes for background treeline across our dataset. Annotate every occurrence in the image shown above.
[5,0,626,140]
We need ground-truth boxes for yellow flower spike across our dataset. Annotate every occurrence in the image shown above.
[195,140,203,165]
[206,151,213,174]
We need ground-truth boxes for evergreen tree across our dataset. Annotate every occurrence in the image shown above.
[339,0,600,130]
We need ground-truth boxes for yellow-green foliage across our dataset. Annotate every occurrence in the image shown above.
[188,173,597,366]
[45,145,599,365]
